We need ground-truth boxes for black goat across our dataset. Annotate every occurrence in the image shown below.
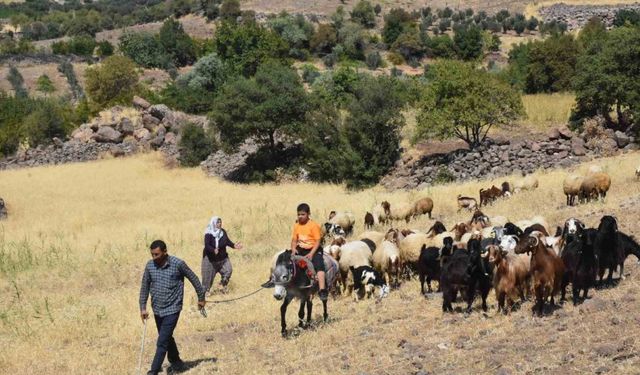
[440,239,492,313]
[418,237,454,295]
[561,228,598,305]
[595,216,620,286]
[504,222,523,237]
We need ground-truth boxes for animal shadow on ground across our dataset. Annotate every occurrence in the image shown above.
[168,357,217,373]
[530,302,563,317]
[282,316,337,339]
[595,278,621,290]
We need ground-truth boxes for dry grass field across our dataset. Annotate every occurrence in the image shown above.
[1,151,640,374]
[520,92,576,131]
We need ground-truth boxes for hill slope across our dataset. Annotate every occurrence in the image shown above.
[0,152,639,374]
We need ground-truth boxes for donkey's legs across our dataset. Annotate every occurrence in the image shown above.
[298,299,306,328]
[306,298,313,325]
[322,299,328,322]
[280,296,292,337]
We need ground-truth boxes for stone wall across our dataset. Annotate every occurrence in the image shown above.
[381,126,637,190]
[538,3,640,30]
[0,96,206,170]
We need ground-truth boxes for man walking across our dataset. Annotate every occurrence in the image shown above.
[139,240,206,375]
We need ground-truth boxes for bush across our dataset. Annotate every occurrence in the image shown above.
[22,99,73,146]
[427,34,455,59]
[176,53,228,92]
[382,8,413,44]
[36,74,55,95]
[350,0,376,28]
[57,60,84,101]
[85,55,139,109]
[365,51,383,69]
[96,40,114,57]
[178,123,216,166]
[613,9,640,27]
[374,4,382,16]
[158,18,196,67]
[525,34,579,93]
[301,64,321,84]
[118,31,167,69]
[392,30,425,61]
[387,51,405,65]
[453,24,483,60]
[268,12,314,57]
[214,20,288,77]
[310,23,337,54]
[7,66,28,98]
[337,21,367,60]
[160,83,216,114]
[220,0,241,21]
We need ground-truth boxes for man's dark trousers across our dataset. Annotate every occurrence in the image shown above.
[150,312,181,373]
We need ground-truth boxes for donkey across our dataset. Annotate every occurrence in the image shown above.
[271,249,338,337]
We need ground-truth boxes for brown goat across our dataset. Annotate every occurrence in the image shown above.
[364,212,374,229]
[451,222,472,241]
[487,245,531,314]
[514,231,565,316]
[479,185,502,207]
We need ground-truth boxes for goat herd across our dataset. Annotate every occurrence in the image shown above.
[313,166,640,318]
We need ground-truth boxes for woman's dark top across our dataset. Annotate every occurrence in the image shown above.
[203,229,236,262]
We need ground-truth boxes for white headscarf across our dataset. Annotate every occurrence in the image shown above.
[205,216,223,240]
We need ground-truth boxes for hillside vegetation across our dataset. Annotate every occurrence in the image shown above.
[1,152,640,374]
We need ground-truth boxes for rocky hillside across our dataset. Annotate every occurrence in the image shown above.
[539,2,640,30]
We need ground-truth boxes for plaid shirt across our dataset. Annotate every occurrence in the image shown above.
[139,255,205,317]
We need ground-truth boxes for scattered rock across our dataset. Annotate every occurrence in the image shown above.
[109,145,125,158]
[548,128,560,140]
[148,104,171,121]
[594,344,617,357]
[614,131,630,148]
[118,118,134,135]
[558,126,573,140]
[132,96,151,110]
[93,126,123,143]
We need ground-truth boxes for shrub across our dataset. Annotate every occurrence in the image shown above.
[453,24,483,60]
[7,66,28,98]
[301,64,321,84]
[176,52,228,92]
[365,51,382,69]
[158,18,196,67]
[22,99,73,146]
[392,30,425,61]
[96,40,114,57]
[350,0,376,28]
[36,74,55,95]
[613,9,640,27]
[310,24,337,54]
[382,8,413,44]
[85,55,139,109]
[57,60,84,101]
[118,31,167,69]
[374,4,382,16]
[387,51,405,65]
[337,21,367,60]
[178,123,216,166]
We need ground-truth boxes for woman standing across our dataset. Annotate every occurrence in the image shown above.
[202,216,242,295]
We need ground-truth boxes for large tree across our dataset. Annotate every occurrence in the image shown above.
[572,26,640,129]
[85,55,139,109]
[210,62,307,158]
[416,60,524,148]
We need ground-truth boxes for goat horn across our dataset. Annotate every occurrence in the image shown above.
[532,236,539,248]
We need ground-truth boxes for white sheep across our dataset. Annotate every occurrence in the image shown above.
[326,211,355,236]
[513,175,539,193]
[328,240,374,297]
[398,232,430,275]
[372,239,401,287]
[388,202,416,223]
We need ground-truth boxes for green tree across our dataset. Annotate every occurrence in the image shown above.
[501,41,531,90]
[178,123,216,166]
[525,33,579,93]
[342,75,405,187]
[416,60,524,148]
[158,18,196,67]
[210,62,307,158]
[176,53,228,91]
[310,24,337,54]
[36,74,55,95]
[118,31,167,68]
[68,34,96,56]
[350,0,376,28]
[427,34,455,58]
[613,9,640,27]
[220,0,241,21]
[577,16,607,49]
[453,24,483,60]
[382,8,413,44]
[572,26,640,129]
[392,30,425,62]
[85,55,139,109]
[22,99,73,146]
[213,20,288,76]
[337,21,367,60]
[7,66,27,98]
[96,40,114,57]
[268,12,314,58]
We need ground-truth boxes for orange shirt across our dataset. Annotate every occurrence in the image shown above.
[291,219,321,250]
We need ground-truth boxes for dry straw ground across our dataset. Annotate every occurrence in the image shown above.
[1,152,640,374]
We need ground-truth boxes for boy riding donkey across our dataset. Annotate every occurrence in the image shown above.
[264,203,329,301]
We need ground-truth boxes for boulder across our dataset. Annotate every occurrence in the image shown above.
[133,128,150,141]
[558,126,573,140]
[118,118,135,135]
[109,145,125,157]
[531,142,541,152]
[164,132,177,145]
[148,104,171,121]
[142,113,160,130]
[614,130,630,148]
[72,127,94,143]
[150,135,165,149]
[52,137,64,148]
[548,128,560,140]
[156,124,167,138]
[132,96,151,110]
[93,126,123,143]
